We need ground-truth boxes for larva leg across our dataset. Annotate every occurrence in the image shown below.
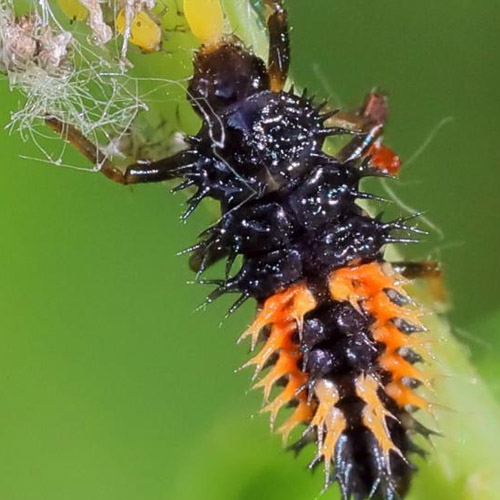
[393,260,446,304]
[332,91,402,174]
[392,260,442,280]
[264,0,290,92]
[45,117,199,185]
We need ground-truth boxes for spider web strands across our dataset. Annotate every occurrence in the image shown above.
[0,1,135,151]
[7,64,145,149]
[0,0,185,168]
[0,0,268,174]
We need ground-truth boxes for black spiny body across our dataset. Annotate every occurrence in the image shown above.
[47,2,437,499]
[159,20,426,500]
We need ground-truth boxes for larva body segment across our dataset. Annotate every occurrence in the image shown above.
[246,262,432,499]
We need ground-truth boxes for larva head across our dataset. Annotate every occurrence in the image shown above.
[183,0,269,115]
[188,41,269,115]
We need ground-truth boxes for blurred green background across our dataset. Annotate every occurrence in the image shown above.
[0,0,499,499]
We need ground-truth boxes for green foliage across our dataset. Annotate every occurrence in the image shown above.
[0,1,499,499]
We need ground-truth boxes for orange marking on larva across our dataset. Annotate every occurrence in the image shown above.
[254,349,301,400]
[311,379,346,467]
[329,262,396,305]
[330,262,408,301]
[373,328,432,377]
[386,381,433,413]
[321,406,346,470]
[330,262,433,425]
[277,399,315,443]
[368,292,421,327]
[375,324,432,360]
[311,380,340,429]
[239,283,316,349]
[243,322,295,377]
[241,283,317,438]
[330,264,423,337]
[378,352,432,389]
[262,369,309,425]
[355,374,402,460]
[372,324,410,352]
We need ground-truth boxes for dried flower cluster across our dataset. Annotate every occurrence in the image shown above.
[0,0,165,166]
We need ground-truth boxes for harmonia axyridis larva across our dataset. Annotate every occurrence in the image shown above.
[47,0,440,498]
